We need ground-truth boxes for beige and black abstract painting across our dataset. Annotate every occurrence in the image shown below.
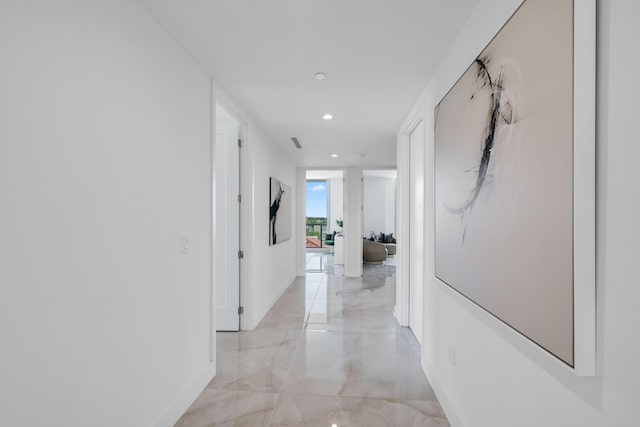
[434,0,575,366]
[269,177,292,246]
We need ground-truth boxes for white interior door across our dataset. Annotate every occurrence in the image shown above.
[409,120,425,345]
[215,112,240,331]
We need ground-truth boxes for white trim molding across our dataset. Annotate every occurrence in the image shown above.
[394,98,425,327]
[571,0,596,377]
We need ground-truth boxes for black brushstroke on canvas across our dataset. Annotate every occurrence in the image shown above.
[270,183,284,244]
[447,57,513,220]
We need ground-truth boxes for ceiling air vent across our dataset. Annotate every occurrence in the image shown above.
[291,137,302,149]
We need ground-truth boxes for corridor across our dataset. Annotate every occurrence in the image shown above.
[175,255,449,426]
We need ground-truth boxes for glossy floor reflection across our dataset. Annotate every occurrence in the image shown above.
[175,254,449,427]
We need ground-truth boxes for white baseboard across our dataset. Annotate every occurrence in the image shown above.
[152,363,216,427]
[247,273,296,330]
[421,355,464,427]
[392,306,409,327]
[393,307,400,324]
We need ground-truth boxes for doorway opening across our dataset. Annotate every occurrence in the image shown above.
[362,169,397,258]
[305,170,343,273]
[362,169,397,268]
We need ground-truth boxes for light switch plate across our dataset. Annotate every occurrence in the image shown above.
[181,236,189,255]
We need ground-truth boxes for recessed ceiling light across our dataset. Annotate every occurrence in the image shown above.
[323,114,333,120]
[331,154,338,158]
[314,72,327,80]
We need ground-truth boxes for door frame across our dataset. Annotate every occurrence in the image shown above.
[407,118,425,345]
[214,85,250,331]
[395,102,425,331]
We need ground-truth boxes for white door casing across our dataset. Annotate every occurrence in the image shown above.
[409,120,425,346]
[215,121,240,331]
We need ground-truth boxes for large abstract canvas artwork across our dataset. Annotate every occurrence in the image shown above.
[434,0,576,366]
[269,177,291,246]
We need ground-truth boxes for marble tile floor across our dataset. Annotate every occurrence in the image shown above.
[175,254,449,427]
[305,251,331,272]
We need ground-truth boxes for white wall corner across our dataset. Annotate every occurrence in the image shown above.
[344,167,363,277]
[248,272,297,330]
[295,167,307,276]
[152,363,215,427]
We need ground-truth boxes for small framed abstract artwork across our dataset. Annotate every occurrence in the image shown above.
[269,177,292,246]
[434,0,595,374]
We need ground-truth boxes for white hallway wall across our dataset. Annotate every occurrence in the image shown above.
[0,1,213,426]
[401,0,640,426]
[135,3,298,331]
[0,0,299,425]
[363,176,396,236]
[295,167,307,276]
[244,122,297,330]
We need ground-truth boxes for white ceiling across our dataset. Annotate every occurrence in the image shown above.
[138,0,480,167]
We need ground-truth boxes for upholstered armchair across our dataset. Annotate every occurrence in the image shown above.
[363,239,387,264]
